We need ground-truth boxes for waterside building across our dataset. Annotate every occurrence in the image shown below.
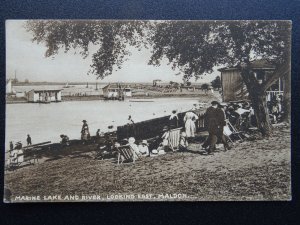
[27,88,62,103]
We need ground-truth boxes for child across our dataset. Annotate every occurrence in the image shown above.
[138,140,150,156]
[179,132,189,151]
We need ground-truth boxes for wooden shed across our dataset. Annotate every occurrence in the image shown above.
[102,83,132,99]
[218,60,282,102]
[27,88,62,103]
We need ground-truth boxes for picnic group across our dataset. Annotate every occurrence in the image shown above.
[7,95,285,166]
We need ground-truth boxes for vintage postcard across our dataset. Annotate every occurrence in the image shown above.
[4,20,291,202]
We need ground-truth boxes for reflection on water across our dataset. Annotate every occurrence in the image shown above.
[5,98,200,147]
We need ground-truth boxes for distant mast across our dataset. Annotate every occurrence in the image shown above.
[95,82,98,90]
[86,82,89,88]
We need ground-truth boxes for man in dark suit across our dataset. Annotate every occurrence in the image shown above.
[26,134,32,146]
[202,101,229,154]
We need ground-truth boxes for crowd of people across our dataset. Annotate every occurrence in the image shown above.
[8,94,286,165]
[7,135,32,167]
[93,95,286,159]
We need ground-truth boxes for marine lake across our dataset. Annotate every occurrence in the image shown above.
[6,97,202,147]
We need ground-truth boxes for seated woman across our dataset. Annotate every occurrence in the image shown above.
[150,126,170,155]
[128,137,140,159]
[94,134,116,159]
[161,126,170,152]
[9,148,24,166]
[138,140,149,156]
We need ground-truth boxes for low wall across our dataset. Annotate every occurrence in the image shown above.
[117,110,206,141]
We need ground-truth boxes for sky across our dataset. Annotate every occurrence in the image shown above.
[6,20,219,83]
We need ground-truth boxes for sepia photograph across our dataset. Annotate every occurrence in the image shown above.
[4,20,291,202]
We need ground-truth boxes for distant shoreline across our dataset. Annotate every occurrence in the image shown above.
[6,93,219,104]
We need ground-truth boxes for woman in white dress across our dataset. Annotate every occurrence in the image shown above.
[184,111,199,137]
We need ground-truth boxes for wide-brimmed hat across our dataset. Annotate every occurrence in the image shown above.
[141,140,148,145]
[128,137,135,144]
[82,120,87,123]
[211,101,219,105]
[172,110,177,114]
[114,142,121,147]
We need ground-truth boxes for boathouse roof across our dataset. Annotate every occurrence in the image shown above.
[218,59,276,72]
[103,83,131,90]
[29,88,62,92]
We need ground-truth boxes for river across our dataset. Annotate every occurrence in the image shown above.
[5,97,201,146]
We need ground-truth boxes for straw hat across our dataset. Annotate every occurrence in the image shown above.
[141,140,148,146]
[152,149,158,154]
[128,137,135,144]
[158,149,165,155]
[114,142,121,147]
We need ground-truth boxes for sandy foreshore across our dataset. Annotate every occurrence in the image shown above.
[4,124,291,202]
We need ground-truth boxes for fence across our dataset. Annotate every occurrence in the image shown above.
[116,111,206,141]
[266,91,283,101]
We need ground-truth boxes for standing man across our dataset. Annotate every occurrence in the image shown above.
[9,141,14,151]
[95,129,101,143]
[127,115,135,137]
[217,104,231,151]
[202,101,228,154]
[169,110,178,128]
[26,134,32,146]
[128,115,135,124]
[81,120,90,144]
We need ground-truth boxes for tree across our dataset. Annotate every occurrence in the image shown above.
[211,76,221,90]
[26,20,291,136]
[149,21,291,136]
[201,83,209,90]
[25,20,150,80]
[186,81,191,86]
[201,83,209,95]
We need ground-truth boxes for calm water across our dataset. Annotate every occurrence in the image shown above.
[5,98,200,147]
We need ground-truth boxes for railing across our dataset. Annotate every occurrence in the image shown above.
[266,91,283,100]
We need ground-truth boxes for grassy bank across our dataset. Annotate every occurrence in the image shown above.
[4,124,290,202]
